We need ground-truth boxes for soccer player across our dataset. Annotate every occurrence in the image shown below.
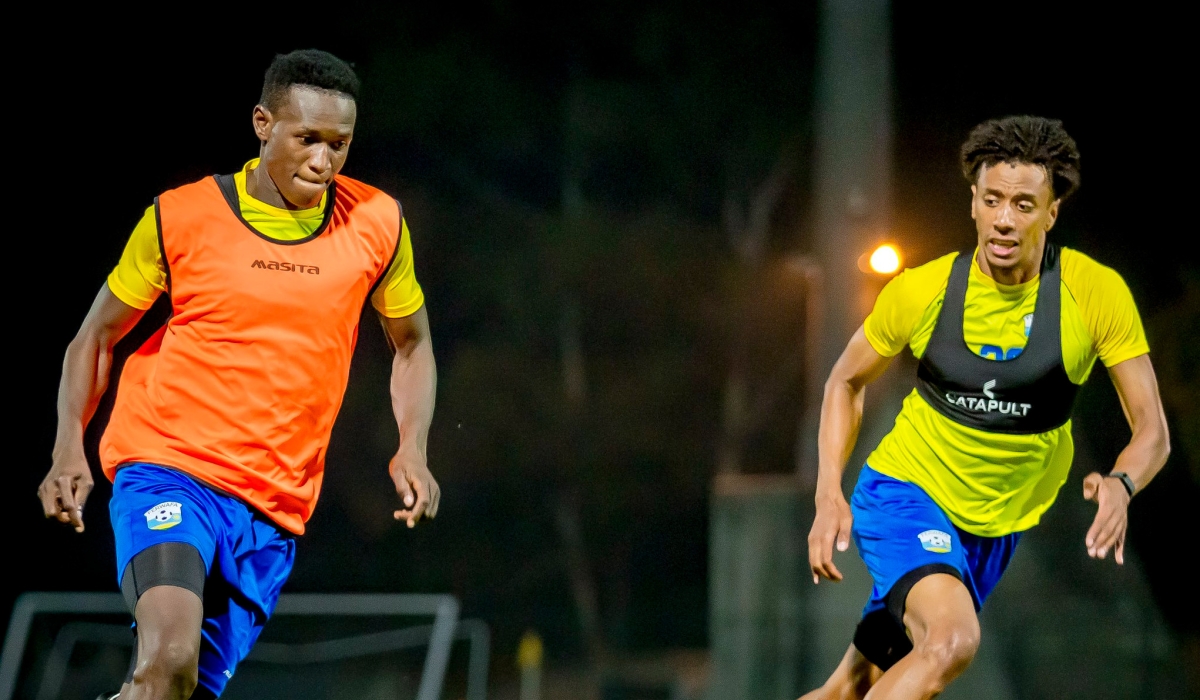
[800,116,1170,700]
[37,50,439,700]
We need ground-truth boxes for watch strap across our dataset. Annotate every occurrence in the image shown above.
[1107,471,1136,498]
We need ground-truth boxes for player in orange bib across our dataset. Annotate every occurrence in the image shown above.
[38,50,439,700]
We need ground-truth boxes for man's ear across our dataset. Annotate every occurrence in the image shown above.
[1046,198,1061,233]
[970,184,978,221]
[252,105,272,143]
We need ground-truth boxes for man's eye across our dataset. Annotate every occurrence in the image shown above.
[1017,203,1033,212]
[332,141,346,150]
[301,136,318,145]
[984,198,999,206]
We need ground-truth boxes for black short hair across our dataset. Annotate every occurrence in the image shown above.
[260,49,360,112]
[960,116,1081,201]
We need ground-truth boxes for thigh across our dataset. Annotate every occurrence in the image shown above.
[850,467,971,671]
[133,584,205,656]
[901,573,980,656]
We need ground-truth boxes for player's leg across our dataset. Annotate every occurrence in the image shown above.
[798,465,923,699]
[861,573,979,700]
[123,583,205,699]
[798,644,883,700]
[801,465,971,698]
[107,464,220,699]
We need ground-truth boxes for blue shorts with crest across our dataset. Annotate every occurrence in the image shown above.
[849,465,1021,669]
[110,463,295,696]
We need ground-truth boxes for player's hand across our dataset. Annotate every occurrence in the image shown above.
[808,492,853,584]
[38,451,93,533]
[1083,471,1130,565]
[390,447,440,528]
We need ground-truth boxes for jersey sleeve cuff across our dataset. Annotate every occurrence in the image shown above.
[106,274,158,310]
[1100,345,1150,368]
[374,290,426,319]
[863,320,902,358]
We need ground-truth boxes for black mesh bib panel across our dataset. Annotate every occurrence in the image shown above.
[914,244,1079,435]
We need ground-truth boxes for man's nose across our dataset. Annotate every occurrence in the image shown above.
[994,204,1015,231]
[306,145,332,175]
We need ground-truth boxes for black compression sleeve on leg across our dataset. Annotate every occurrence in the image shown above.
[853,563,964,671]
[120,541,207,612]
[853,609,911,671]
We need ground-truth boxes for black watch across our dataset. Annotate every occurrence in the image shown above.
[1107,471,1136,498]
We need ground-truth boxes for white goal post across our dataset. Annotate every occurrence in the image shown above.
[0,592,487,700]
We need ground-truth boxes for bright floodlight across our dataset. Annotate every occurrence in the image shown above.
[869,244,901,274]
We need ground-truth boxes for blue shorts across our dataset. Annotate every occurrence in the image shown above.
[849,465,1021,669]
[110,463,296,696]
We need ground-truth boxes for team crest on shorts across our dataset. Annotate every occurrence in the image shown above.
[144,502,183,530]
[917,529,952,553]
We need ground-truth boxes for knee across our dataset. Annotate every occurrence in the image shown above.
[915,624,979,684]
[133,638,200,697]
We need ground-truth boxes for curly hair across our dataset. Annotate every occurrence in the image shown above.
[260,49,359,111]
[960,116,1081,201]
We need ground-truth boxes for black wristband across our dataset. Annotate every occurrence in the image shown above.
[1107,471,1136,498]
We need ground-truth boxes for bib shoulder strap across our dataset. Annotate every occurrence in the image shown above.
[214,173,239,212]
[926,251,973,349]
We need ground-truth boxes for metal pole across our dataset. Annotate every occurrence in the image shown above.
[810,0,893,386]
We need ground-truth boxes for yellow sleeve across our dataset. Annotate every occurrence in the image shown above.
[863,253,956,357]
[1062,249,1149,367]
[107,205,167,309]
[371,217,425,318]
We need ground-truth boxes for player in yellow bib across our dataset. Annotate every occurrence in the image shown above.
[800,116,1170,700]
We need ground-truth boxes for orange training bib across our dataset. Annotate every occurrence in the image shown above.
[101,174,403,534]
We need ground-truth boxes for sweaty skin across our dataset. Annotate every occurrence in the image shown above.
[970,162,1060,285]
[383,308,440,527]
[39,84,439,700]
[40,286,145,532]
[800,162,1171,700]
[248,86,356,210]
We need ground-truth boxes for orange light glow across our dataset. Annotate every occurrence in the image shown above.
[868,244,901,274]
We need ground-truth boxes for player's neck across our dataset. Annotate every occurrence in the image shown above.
[245,161,290,210]
[976,243,1043,286]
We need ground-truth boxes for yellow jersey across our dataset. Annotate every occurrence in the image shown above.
[107,159,424,318]
[863,247,1149,536]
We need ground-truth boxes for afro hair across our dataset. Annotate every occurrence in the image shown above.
[960,116,1081,201]
[260,49,359,111]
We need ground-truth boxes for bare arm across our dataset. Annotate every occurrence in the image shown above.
[380,305,439,528]
[1083,354,1170,564]
[40,285,146,531]
[808,326,893,583]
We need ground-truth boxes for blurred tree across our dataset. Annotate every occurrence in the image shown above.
[306,2,819,663]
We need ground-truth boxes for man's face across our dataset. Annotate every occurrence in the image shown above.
[253,86,356,208]
[970,162,1060,276]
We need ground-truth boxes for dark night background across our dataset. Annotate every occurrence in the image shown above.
[7,2,1196,697]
